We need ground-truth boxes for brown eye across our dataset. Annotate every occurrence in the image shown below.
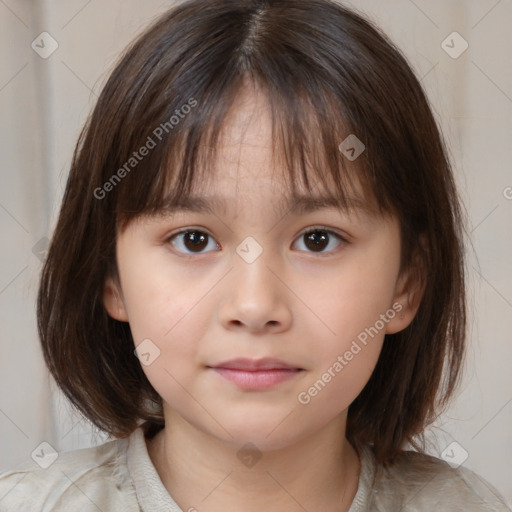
[294,228,344,254]
[169,230,219,254]
[304,230,329,251]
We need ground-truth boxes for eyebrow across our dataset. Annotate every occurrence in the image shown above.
[157,194,373,218]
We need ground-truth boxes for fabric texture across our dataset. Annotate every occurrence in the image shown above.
[0,428,510,511]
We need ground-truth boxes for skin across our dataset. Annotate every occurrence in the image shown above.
[103,84,423,512]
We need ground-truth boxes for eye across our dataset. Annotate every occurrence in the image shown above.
[167,229,220,255]
[166,226,347,256]
[293,227,346,254]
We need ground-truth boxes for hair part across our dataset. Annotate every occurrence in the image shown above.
[38,0,466,464]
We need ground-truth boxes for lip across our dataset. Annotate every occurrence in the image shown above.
[209,357,302,371]
[207,358,304,390]
[210,367,303,390]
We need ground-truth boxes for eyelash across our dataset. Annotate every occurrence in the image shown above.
[165,225,349,257]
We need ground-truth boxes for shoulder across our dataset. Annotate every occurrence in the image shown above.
[0,436,139,512]
[367,449,511,511]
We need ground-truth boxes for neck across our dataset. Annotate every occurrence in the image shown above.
[147,409,361,512]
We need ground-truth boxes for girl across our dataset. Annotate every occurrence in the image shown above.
[0,0,510,510]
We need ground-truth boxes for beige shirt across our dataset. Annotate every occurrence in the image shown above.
[0,427,510,511]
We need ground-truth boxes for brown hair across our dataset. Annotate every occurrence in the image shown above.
[37,0,466,464]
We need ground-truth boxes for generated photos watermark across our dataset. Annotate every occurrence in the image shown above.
[93,97,198,200]
[297,302,403,405]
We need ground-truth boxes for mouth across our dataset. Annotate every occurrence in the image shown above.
[208,357,304,371]
[206,358,305,390]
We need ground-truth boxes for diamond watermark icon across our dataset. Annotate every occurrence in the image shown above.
[134,338,161,366]
[31,32,59,59]
[32,236,50,262]
[338,134,365,161]
[440,441,469,468]
[441,32,468,59]
[237,442,262,468]
[31,441,59,469]
[236,236,263,264]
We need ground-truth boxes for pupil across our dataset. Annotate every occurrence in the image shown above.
[305,231,328,251]
[185,231,208,251]
[181,231,329,253]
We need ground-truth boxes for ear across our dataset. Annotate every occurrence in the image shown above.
[103,276,129,322]
[385,250,426,335]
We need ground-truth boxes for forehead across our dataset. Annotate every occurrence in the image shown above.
[158,138,378,222]
[162,85,376,217]
[119,79,389,233]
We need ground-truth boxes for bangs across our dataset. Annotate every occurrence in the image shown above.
[114,73,390,231]
[97,0,425,233]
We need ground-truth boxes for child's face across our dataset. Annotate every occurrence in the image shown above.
[104,87,418,451]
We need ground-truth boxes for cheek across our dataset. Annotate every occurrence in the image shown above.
[297,252,398,413]
[117,253,216,388]
[126,292,213,418]
[327,239,400,332]
[319,262,398,345]
[119,248,208,340]
[295,311,386,420]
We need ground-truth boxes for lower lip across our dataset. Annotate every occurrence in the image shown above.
[210,368,303,390]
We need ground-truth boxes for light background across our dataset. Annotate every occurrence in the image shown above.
[0,0,511,503]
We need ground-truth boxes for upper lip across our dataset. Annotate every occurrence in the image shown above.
[208,358,302,371]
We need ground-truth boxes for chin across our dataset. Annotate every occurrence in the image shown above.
[210,415,310,452]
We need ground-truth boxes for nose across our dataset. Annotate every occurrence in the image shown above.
[218,245,293,334]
